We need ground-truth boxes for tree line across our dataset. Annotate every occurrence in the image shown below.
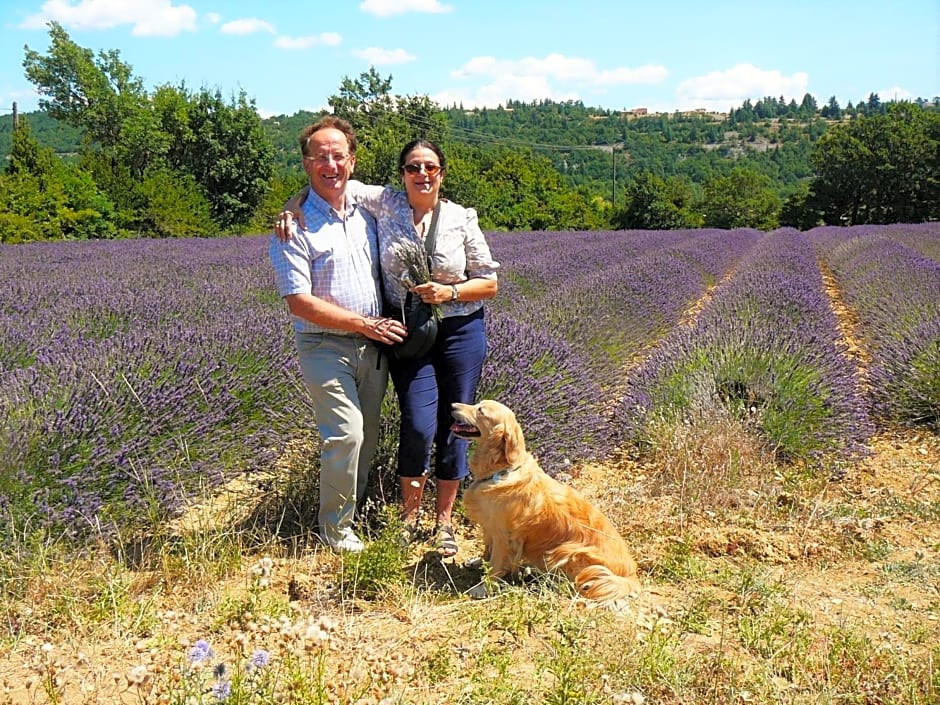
[1,23,937,243]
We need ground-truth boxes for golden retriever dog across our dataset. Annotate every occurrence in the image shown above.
[452,400,640,602]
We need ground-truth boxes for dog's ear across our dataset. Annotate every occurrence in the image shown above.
[500,417,526,467]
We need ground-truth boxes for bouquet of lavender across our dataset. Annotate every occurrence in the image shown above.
[390,239,442,320]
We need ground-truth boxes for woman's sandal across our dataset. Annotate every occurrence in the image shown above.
[435,524,459,558]
[399,522,423,547]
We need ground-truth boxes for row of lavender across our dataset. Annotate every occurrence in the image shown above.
[0,237,312,541]
[808,224,940,427]
[2,225,933,542]
[487,229,761,384]
[0,228,756,541]
[616,229,875,462]
[481,229,762,470]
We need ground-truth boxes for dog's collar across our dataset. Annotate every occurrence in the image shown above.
[473,466,519,485]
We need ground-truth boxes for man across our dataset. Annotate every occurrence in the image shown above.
[269,116,406,552]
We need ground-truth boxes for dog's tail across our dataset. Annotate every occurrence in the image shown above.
[574,565,641,602]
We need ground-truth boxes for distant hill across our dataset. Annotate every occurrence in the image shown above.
[0,109,84,159]
[5,96,934,204]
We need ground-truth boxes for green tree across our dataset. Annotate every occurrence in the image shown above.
[808,102,940,224]
[138,166,214,237]
[702,167,781,230]
[821,96,842,120]
[2,118,115,241]
[779,181,821,230]
[22,24,274,233]
[798,93,818,119]
[172,88,273,229]
[23,21,146,149]
[5,116,57,176]
[0,172,46,242]
[615,172,701,229]
[326,68,450,188]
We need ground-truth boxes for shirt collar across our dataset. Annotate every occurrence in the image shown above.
[304,187,357,220]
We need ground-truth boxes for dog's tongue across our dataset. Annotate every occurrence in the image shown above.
[450,422,480,437]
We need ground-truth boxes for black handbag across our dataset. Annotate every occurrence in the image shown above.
[385,203,441,360]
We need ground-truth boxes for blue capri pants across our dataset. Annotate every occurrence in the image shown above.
[388,308,487,482]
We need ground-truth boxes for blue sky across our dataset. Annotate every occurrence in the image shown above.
[1,0,937,120]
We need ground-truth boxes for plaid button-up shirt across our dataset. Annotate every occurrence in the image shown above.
[269,188,381,334]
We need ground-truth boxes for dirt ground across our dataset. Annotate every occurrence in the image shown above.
[0,425,937,704]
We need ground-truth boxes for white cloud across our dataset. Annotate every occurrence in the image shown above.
[676,63,809,112]
[595,65,670,86]
[360,0,453,17]
[434,74,580,109]
[205,12,221,24]
[220,18,275,36]
[20,0,197,37]
[445,53,669,108]
[274,33,342,50]
[451,56,499,77]
[876,85,915,102]
[453,53,668,88]
[351,47,416,65]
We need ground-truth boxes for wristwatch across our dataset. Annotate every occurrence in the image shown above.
[450,284,459,301]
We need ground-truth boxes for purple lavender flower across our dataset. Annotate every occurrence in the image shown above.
[809,224,940,427]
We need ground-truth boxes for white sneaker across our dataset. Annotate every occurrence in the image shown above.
[323,529,364,553]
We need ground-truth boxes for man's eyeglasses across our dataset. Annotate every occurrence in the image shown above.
[403,162,442,176]
[304,153,351,166]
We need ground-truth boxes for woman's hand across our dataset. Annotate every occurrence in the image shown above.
[412,282,451,305]
[273,212,298,242]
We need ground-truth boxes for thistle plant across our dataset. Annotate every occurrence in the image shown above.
[389,238,442,320]
[171,638,276,703]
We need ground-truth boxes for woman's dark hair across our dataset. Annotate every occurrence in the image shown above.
[398,139,446,173]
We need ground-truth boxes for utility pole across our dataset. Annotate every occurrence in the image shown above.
[611,146,616,206]
[12,101,18,131]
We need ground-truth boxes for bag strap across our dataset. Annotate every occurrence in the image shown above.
[423,201,442,266]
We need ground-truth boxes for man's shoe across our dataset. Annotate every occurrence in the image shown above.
[324,529,364,553]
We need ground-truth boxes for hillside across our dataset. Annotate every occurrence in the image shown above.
[2,101,827,199]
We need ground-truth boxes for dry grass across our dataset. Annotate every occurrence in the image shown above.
[1,421,938,704]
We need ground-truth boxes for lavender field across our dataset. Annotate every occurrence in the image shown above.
[2,224,938,545]
[808,224,940,427]
[617,228,875,461]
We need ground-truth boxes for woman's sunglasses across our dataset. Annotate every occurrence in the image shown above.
[403,163,442,176]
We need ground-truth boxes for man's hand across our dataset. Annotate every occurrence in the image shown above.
[362,316,407,345]
[274,190,309,242]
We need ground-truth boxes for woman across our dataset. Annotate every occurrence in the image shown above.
[277,139,499,557]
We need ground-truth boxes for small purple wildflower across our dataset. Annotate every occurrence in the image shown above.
[212,679,231,701]
[189,639,214,664]
[248,649,271,671]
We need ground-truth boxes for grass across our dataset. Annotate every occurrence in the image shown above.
[1,421,938,704]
